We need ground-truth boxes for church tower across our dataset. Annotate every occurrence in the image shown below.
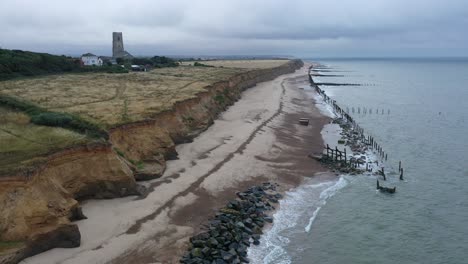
[112,32,125,58]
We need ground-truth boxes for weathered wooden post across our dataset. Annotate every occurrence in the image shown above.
[344,148,347,163]
[335,146,339,161]
[398,161,401,172]
[400,168,404,180]
[326,144,330,158]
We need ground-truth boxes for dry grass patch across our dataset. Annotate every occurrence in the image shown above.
[181,59,290,69]
[0,66,249,127]
[0,108,89,175]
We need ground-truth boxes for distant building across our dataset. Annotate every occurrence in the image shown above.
[112,32,133,59]
[81,53,103,66]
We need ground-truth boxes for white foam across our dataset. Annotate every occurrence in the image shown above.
[319,86,336,97]
[305,176,349,232]
[304,207,321,233]
[313,76,322,83]
[248,177,349,263]
[313,93,335,118]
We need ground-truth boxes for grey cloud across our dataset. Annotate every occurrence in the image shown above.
[0,0,467,57]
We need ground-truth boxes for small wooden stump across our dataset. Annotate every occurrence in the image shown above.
[299,118,310,126]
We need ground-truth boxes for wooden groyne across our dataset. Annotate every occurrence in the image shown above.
[308,65,404,182]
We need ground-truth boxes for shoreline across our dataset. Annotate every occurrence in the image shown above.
[247,62,387,263]
[19,63,332,264]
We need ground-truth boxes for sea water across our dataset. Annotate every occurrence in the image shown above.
[250,58,468,264]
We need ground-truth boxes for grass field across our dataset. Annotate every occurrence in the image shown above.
[0,60,289,174]
[0,108,89,175]
[180,59,289,69]
[0,65,263,127]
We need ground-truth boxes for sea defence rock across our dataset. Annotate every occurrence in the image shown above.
[180,183,281,264]
[0,60,303,263]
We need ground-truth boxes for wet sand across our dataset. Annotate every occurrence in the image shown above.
[21,64,331,264]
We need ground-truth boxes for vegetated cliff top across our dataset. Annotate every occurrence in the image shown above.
[0,49,81,81]
[0,107,89,175]
[180,59,290,69]
[0,60,290,127]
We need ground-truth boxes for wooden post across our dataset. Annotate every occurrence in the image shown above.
[335,146,339,161]
[398,161,401,172]
[344,148,347,163]
[400,168,404,180]
[326,144,330,158]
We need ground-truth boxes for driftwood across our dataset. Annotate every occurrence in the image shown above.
[377,167,386,181]
[376,180,396,194]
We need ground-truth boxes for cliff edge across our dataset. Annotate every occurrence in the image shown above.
[0,59,303,263]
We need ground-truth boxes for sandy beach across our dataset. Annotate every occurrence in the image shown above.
[21,63,332,264]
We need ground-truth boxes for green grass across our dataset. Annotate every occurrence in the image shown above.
[0,95,107,139]
[114,147,126,158]
[136,160,144,170]
[0,108,90,175]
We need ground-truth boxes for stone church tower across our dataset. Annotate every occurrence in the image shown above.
[112,32,133,59]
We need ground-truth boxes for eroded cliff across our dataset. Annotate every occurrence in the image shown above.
[0,144,137,263]
[0,59,303,263]
[110,60,304,178]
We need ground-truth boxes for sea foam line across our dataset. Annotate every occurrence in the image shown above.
[313,93,336,118]
[247,177,349,263]
[305,176,349,232]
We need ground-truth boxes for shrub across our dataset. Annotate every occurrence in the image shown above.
[194,62,214,67]
[214,94,225,104]
[0,49,131,81]
[0,95,107,139]
[31,112,73,126]
[80,65,128,74]
[129,56,180,68]
[0,95,42,115]
[116,58,125,65]
[0,48,81,81]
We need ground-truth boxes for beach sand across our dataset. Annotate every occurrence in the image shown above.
[21,64,332,264]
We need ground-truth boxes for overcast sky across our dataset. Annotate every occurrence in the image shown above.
[1,0,468,57]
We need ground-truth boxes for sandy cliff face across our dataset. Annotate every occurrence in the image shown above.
[0,145,137,264]
[0,59,303,263]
